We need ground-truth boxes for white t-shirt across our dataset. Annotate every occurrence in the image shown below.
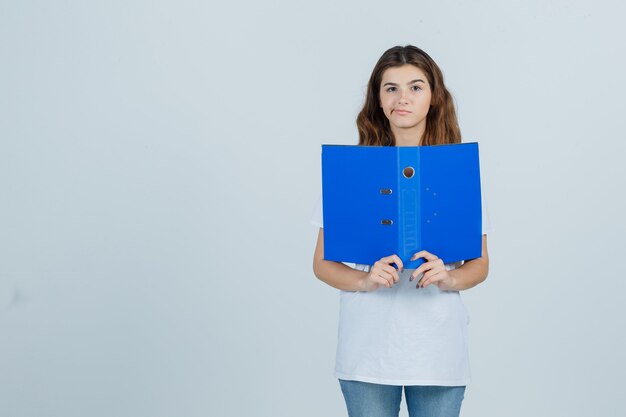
[310,172,493,386]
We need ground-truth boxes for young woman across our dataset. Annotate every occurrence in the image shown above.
[310,45,492,417]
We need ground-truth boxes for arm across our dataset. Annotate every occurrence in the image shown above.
[410,234,489,291]
[312,228,403,292]
[313,228,368,291]
[447,234,489,291]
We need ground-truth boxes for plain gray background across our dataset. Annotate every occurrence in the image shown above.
[1,0,625,416]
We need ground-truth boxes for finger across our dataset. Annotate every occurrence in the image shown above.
[410,250,439,262]
[373,269,394,288]
[422,265,444,280]
[418,270,444,288]
[378,274,393,288]
[373,260,393,275]
[410,256,445,280]
[410,261,436,281]
[391,255,404,273]
[379,255,396,264]
[383,262,402,280]
[410,272,423,283]
[373,276,390,288]
[377,263,400,283]
[379,264,400,283]
[380,254,403,272]
[374,262,398,279]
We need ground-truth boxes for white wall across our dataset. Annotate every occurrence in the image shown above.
[1,0,625,416]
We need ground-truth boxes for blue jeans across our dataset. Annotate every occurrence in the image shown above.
[339,379,465,417]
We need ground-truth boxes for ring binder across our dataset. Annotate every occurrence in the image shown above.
[321,142,482,268]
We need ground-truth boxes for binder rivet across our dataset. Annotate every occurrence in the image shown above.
[380,188,393,195]
[381,219,393,226]
[403,167,415,178]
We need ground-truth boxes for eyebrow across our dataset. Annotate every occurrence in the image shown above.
[382,79,426,87]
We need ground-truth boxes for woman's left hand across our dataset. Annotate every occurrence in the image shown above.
[409,250,456,291]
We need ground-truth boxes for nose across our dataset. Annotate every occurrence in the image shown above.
[398,89,409,104]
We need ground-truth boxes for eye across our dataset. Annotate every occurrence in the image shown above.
[411,85,422,91]
[385,86,397,93]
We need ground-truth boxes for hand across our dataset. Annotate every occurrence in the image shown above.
[409,250,456,291]
[360,255,404,292]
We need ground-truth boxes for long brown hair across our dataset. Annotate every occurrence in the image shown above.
[357,45,461,146]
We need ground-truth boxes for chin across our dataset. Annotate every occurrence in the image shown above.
[393,123,416,129]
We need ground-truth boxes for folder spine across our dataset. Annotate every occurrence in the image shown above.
[397,148,421,266]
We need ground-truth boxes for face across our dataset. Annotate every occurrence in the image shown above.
[379,64,432,141]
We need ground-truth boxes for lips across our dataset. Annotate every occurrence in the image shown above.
[394,109,411,115]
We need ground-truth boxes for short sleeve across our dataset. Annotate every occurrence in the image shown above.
[310,194,323,228]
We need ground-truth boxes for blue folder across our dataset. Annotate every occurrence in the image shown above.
[321,142,482,269]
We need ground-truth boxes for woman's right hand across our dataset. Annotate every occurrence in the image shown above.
[359,255,404,292]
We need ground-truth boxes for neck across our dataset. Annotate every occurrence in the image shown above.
[392,125,425,147]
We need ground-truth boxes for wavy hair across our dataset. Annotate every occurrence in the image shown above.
[357,45,461,146]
